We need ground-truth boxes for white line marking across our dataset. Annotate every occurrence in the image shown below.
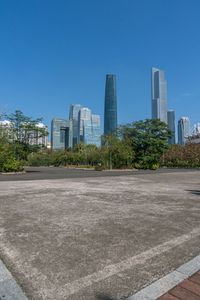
[63,227,200,296]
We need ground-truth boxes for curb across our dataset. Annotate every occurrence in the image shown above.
[0,259,28,300]
[126,255,200,300]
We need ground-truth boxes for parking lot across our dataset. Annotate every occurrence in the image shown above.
[0,168,200,299]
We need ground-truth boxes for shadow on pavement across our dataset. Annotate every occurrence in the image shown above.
[95,293,117,300]
[25,170,41,173]
[186,189,200,195]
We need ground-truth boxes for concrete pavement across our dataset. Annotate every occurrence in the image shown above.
[0,169,200,299]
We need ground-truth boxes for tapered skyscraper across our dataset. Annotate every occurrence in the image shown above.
[151,68,168,124]
[104,74,117,135]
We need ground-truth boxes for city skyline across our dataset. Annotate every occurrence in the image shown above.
[1,0,200,131]
[51,104,101,149]
[1,68,197,145]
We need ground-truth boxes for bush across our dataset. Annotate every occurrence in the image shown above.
[149,163,160,170]
[162,144,200,168]
[95,164,105,171]
[2,158,24,172]
[133,161,160,170]
[27,152,53,166]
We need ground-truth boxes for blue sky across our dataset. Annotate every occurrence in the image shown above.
[0,0,200,132]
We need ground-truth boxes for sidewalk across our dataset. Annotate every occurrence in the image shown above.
[127,255,200,300]
[159,271,200,300]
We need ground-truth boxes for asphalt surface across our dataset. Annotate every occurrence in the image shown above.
[0,169,200,299]
[0,166,199,181]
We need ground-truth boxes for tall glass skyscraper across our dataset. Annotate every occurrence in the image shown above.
[51,118,73,150]
[178,117,190,145]
[91,114,101,147]
[104,74,117,135]
[69,104,82,146]
[167,110,176,144]
[78,107,92,143]
[151,68,168,124]
[78,108,101,147]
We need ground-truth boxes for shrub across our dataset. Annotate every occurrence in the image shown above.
[149,163,160,170]
[27,152,53,166]
[2,158,24,172]
[95,164,105,171]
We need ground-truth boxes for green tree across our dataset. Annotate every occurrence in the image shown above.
[121,119,171,169]
[6,110,48,159]
[6,110,48,144]
[102,134,134,169]
[0,133,23,172]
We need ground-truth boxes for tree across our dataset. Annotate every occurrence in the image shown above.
[102,134,134,169]
[6,110,48,145]
[6,110,48,160]
[121,119,172,169]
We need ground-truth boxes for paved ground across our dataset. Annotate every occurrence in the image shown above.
[0,166,198,181]
[0,169,200,299]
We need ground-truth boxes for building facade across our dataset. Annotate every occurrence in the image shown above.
[167,110,176,144]
[91,114,101,147]
[78,108,101,147]
[151,68,168,124]
[104,74,117,135]
[78,107,92,143]
[178,117,190,145]
[51,118,72,150]
[69,104,82,146]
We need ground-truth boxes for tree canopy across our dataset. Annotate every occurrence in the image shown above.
[6,110,48,145]
[120,119,172,168]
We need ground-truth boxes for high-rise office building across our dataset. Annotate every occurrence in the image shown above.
[167,110,176,144]
[91,114,101,147]
[51,118,73,150]
[78,107,101,146]
[151,68,168,124]
[104,74,117,135]
[178,117,190,145]
[78,107,92,143]
[69,104,82,146]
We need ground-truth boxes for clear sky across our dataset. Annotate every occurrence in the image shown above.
[1,0,200,132]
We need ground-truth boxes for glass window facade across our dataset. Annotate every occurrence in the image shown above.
[51,118,72,150]
[178,117,190,145]
[167,110,176,144]
[104,74,117,135]
[77,108,101,147]
[52,104,101,149]
[69,104,82,146]
[78,107,92,143]
[151,68,168,124]
[91,114,101,147]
